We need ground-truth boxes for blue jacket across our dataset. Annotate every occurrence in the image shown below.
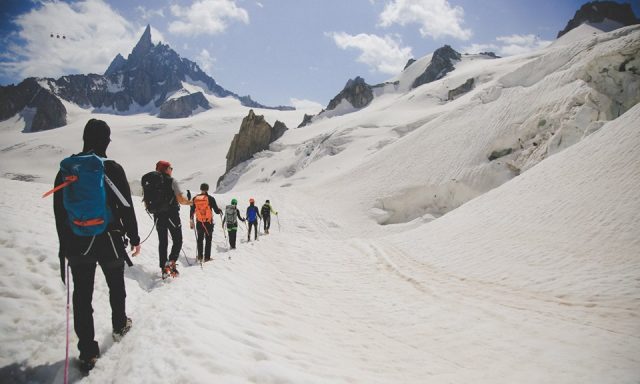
[246,204,262,223]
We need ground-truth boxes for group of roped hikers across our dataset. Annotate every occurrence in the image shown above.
[47,119,277,372]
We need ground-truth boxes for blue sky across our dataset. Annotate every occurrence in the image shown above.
[1,0,638,108]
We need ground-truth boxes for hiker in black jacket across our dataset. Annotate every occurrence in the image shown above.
[146,160,192,278]
[52,119,140,371]
[260,199,278,234]
[189,183,222,261]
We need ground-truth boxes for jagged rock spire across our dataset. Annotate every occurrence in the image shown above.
[130,25,153,62]
[104,53,126,76]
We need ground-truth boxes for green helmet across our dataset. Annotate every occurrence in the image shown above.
[231,198,238,205]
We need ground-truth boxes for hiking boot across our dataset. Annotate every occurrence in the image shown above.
[169,260,179,277]
[78,356,98,372]
[112,317,132,341]
[196,256,203,262]
[162,266,170,279]
[204,257,212,262]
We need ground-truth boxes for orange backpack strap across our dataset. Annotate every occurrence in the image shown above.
[42,175,78,198]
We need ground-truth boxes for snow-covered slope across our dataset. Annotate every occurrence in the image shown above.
[229,25,639,233]
[0,23,638,384]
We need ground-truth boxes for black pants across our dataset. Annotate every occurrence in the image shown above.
[263,215,271,232]
[155,210,182,269]
[228,229,237,248]
[248,220,258,240]
[196,221,213,259]
[69,233,127,361]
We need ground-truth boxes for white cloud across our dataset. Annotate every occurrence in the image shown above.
[327,32,413,75]
[169,0,249,36]
[196,49,216,73]
[462,34,552,56]
[0,0,156,82]
[290,98,323,112]
[379,0,472,40]
[496,34,552,56]
[462,43,499,54]
[136,6,165,20]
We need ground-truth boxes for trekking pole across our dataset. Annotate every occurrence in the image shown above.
[64,262,70,384]
[191,219,201,269]
[180,248,192,266]
[276,214,281,232]
[219,213,226,239]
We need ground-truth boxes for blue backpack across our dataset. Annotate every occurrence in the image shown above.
[43,153,130,237]
[59,154,113,236]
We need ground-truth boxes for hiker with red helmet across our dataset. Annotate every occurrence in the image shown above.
[141,161,192,279]
[189,183,222,262]
[246,198,262,242]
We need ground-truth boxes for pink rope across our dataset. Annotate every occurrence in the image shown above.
[64,262,70,384]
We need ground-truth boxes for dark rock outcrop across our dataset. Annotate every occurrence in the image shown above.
[158,92,210,118]
[30,88,67,131]
[412,45,461,89]
[404,58,417,70]
[447,78,475,100]
[223,110,288,174]
[326,76,373,111]
[480,52,500,58]
[557,1,640,38]
[488,148,513,161]
[297,113,315,128]
[272,120,288,141]
[0,78,66,131]
[104,54,127,77]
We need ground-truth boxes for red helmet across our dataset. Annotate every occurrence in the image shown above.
[249,198,255,203]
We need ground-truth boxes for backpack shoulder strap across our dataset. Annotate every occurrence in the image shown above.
[104,174,130,208]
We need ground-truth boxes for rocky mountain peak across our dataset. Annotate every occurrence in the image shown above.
[326,76,373,111]
[130,24,153,61]
[104,53,126,76]
[412,45,461,89]
[557,1,640,38]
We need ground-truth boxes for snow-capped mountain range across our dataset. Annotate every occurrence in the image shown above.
[0,25,293,133]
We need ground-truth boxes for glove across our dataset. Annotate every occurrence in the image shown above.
[130,244,141,257]
[59,251,66,284]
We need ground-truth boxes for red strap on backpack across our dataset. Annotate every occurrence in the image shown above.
[42,175,78,198]
[73,218,105,227]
